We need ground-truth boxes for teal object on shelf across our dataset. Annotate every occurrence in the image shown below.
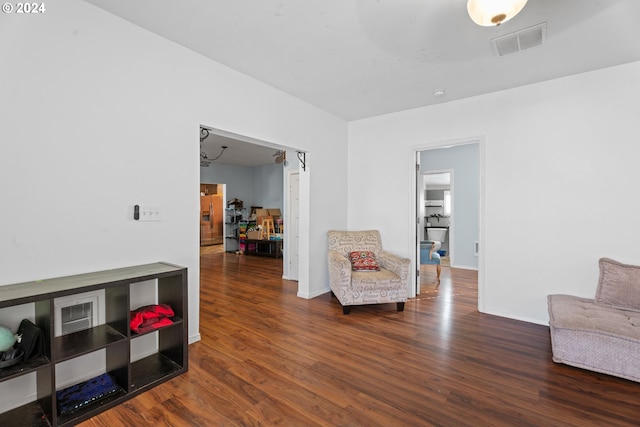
[0,326,18,352]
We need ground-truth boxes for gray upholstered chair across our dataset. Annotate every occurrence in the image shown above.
[327,230,411,314]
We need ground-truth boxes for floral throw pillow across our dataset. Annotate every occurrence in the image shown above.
[349,251,380,271]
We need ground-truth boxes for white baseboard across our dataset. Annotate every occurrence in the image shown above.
[480,307,548,326]
[297,286,330,299]
[450,264,479,271]
[189,333,202,344]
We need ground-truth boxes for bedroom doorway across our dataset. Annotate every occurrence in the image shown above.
[414,141,481,299]
[422,171,452,264]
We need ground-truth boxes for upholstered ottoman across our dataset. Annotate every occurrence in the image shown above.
[548,257,640,382]
[548,294,640,382]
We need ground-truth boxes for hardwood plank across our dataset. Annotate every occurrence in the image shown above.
[79,254,640,426]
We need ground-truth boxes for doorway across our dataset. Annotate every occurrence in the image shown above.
[199,125,305,287]
[414,140,481,302]
[422,171,452,264]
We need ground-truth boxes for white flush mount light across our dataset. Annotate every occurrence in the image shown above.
[467,0,528,26]
[433,89,446,98]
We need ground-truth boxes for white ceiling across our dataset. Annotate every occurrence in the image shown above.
[84,0,640,164]
[199,130,285,167]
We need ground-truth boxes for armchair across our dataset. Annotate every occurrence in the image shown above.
[327,230,411,314]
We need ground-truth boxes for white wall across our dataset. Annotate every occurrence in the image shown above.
[0,0,346,406]
[349,60,640,324]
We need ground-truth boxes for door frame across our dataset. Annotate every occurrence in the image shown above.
[283,170,300,281]
[198,125,309,296]
[409,136,486,313]
[421,169,454,270]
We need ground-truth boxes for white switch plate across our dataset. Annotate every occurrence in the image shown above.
[138,205,162,222]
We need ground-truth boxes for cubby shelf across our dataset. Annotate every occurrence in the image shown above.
[0,355,50,382]
[1,402,52,427]
[54,324,127,362]
[130,352,184,392]
[0,262,188,427]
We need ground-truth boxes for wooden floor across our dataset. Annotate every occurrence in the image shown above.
[200,243,225,255]
[80,254,640,426]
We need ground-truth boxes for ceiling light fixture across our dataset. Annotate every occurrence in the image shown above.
[467,0,528,26]
[200,145,227,167]
[273,150,286,165]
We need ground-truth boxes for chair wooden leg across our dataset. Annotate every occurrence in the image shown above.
[342,305,351,315]
[397,302,405,312]
[437,264,441,282]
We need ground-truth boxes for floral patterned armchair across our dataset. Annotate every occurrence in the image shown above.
[327,230,411,314]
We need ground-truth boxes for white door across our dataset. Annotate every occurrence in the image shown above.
[415,156,423,295]
[287,172,300,281]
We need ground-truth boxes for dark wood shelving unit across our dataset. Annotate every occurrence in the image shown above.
[0,262,188,427]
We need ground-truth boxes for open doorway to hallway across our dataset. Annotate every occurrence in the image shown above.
[198,125,303,282]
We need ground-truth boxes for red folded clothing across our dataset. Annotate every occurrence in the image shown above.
[130,304,175,333]
[135,317,174,334]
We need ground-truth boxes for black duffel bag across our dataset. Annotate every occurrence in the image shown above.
[15,319,45,362]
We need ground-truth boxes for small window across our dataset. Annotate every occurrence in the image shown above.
[444,190,451,216]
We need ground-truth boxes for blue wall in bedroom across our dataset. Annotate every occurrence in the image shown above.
[421,143,478,269]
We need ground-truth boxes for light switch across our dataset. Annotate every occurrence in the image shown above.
[137,205,162,222]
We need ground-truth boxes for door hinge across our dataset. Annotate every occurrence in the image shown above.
[416,164,420,171]
[416,269,420,277]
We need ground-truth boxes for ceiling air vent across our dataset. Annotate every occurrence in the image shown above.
[492,22,546,57]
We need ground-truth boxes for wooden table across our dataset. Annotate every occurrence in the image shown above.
[243,239,283,258]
